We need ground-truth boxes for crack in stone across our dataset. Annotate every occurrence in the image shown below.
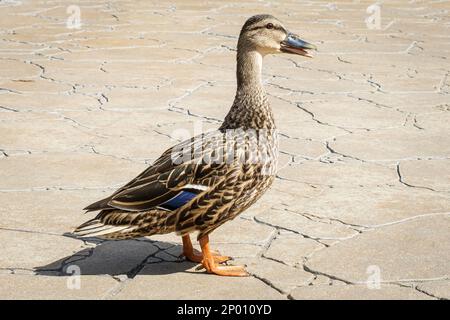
[0,105,19,112]
[249,272,288,296]
[396,162,438,192]
[296,103,354,133]
[258,228,278,258]
[413,283,448,300]
[337,56,351,64]
[0,185,122,192]
[0,87,22,94]
[89,145,147,164]
[283,208,367,231]
[365,211,450,229]
[0,226,63,237]
[324,140,367,163]
[253,215,338,244]
[302,264,353,285]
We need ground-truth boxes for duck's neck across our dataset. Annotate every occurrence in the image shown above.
[221,49,275,130]
[236,49,263,88]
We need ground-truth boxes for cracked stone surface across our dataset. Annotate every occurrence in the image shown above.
[0,0,449,300]
[290,284,433,300]
[113,263,284,300]
[306,215,450,284]
[416,281,450,300]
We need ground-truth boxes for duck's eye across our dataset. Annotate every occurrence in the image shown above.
[266,23,274,29]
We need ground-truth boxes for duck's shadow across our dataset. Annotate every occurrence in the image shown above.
[35,234,198,277]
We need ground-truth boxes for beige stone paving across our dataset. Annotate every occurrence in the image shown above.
[0,0,449,300]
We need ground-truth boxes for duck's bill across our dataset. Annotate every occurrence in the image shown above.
[280,33,317,58]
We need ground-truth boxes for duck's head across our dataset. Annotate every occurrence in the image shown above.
[238,14,316,58]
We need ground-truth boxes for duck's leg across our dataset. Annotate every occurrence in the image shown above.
[199,235,248,277]
[182,234,230,264]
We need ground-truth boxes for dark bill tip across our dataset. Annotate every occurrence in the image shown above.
[280,33,317,57]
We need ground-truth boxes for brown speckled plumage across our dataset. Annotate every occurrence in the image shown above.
[73,15,315,277]
[75,126,278,240]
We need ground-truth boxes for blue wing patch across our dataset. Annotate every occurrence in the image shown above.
[159,190,198,210]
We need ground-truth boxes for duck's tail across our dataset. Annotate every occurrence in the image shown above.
[72,209,174,240]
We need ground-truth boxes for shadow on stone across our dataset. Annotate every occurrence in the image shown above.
[35,235,198,277]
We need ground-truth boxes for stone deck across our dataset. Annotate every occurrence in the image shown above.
[0,0,449,299]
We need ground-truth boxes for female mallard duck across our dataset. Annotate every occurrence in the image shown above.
[74,14,316,276]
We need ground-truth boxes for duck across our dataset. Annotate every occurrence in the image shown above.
[73,14,316,277]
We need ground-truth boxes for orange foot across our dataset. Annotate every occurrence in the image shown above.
[182,234,231,264]
[199,235,249,277]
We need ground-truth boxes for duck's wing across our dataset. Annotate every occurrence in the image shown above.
[83,131,230,212]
